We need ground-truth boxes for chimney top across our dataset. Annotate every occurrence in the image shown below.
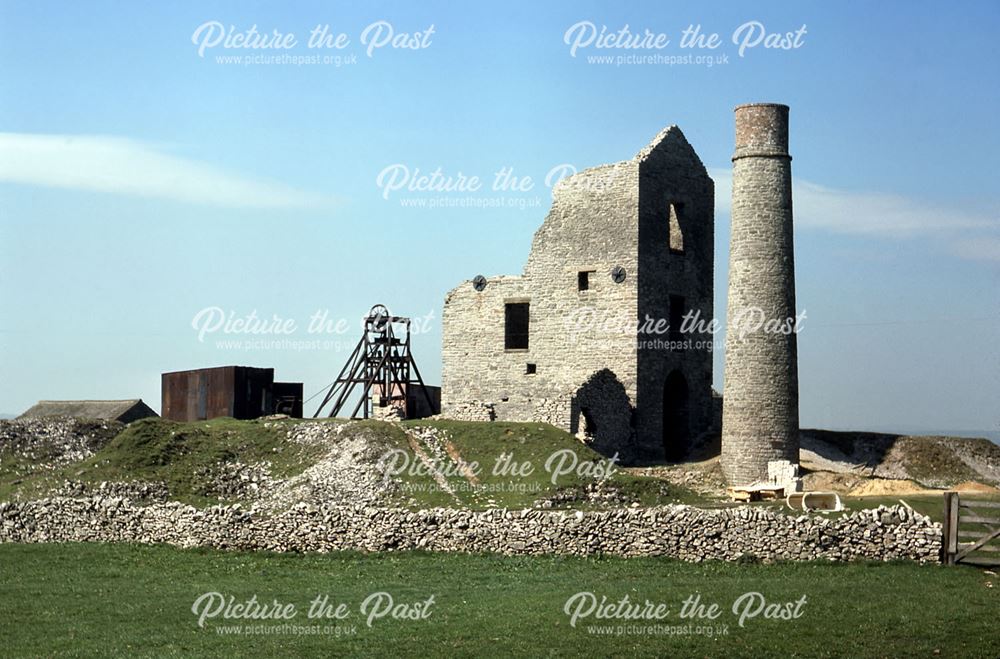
[733,103,790,161]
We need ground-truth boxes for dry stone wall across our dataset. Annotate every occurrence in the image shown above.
[0,498,940,563]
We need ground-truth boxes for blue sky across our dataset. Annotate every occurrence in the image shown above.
[1,1,998,434]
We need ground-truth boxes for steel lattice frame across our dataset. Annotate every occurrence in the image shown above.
[312,305,435,419]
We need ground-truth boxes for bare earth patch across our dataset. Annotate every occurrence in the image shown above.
[952,480,1000,494]
[849,479,936,497]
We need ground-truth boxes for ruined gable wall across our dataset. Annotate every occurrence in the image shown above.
[442,161,640,441]
[635,131,716,460]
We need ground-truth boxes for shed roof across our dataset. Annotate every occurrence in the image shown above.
[18,399,156,421]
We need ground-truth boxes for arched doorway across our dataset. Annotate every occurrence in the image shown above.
[571,369,634,457]
[663,370,690,462]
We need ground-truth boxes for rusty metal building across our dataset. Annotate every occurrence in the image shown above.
[161,366,303,422]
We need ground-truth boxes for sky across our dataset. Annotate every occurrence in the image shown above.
[0,1,998,435]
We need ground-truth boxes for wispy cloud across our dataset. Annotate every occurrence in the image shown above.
[950,237,1000,263]
[0,133,335,210]
[710,167,1000,262]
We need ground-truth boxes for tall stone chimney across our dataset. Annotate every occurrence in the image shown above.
[721,103,800,486]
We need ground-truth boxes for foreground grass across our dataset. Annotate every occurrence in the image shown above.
[0,544,996,658]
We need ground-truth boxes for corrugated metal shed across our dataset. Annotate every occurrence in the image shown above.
[161,366,302,422]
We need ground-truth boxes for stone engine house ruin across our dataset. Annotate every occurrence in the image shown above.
[442,126,715,463]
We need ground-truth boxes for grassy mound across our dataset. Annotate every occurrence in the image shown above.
[397,420,695,509]
[0,417,327,506]
[93,417,301,473]
[889,436,993,487]
[0,417,699,509]
[803,429,1000,488]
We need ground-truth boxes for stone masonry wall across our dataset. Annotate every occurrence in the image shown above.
[442,127,715,462]
[0,498,940,563]
[722,104,800,485]
[441,161,639,452]
[636,129,715,460]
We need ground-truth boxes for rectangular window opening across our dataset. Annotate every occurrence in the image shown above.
[526,363,537,375]
[577,271,590,291]
[669,295,685,343]
[504,302,530,350]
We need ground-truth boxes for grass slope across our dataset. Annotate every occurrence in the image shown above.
[396,419,696,509]
[0,543,996,658]
[0,418,328,506]
[1,417,700,510]
[804,429,1000,488]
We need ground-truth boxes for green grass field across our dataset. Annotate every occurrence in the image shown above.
[0,543,996,658]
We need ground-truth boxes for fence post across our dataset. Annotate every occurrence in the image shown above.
[941,491,959,565]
